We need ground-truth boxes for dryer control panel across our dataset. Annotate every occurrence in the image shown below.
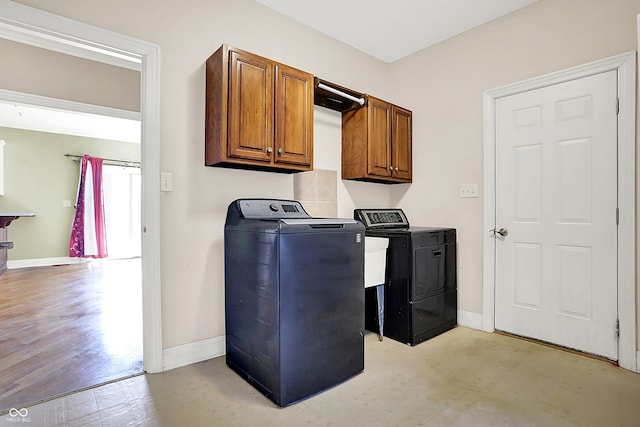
[354,209,409,229]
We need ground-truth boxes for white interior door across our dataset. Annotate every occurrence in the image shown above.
[494,70,618,360]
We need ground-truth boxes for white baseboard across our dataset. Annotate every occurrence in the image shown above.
[636,351,640,373]
[7,257,89,269]
[458,310,483,330]
[162,335,225,372]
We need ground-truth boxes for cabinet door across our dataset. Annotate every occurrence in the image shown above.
[367,97,392,177]
[274,64,313,167]
[392,106,412,181]
[228,50,274,162]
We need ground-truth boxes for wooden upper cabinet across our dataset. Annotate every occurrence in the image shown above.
[228,50,274,163]
[367,98,392,178]
[205,45,313,172]
[342,96,412,183]
[275,63,313,167]
[391,105,412,181]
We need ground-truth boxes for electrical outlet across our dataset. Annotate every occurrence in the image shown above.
[160,173,173,192]
[459,183,478,198]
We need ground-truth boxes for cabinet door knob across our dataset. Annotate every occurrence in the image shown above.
[278,148,283,155]
[266,147,273,153]
[395,167,398,171]
[388,165,393,171]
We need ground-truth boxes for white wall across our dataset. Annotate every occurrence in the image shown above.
[10,0,392,349]
[9,0,640,352]
[389,0,640,342]
[0,38,140,111]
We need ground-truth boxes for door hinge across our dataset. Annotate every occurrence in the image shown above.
[616,98,620,115]
[616,319,620,338]
[616,207,619,225]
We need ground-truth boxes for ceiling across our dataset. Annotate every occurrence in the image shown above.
[255,0,538,63]
[0,101,140,143]
[0,1,538,140]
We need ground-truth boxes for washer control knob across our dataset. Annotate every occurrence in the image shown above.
[269,203,279,212]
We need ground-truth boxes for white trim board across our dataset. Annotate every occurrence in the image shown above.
[482,51,637,373]
[0,89,141,121]
[457,310,483,330]
[0,2,141,71]
[163,336,225,372]
[0,0,163,373]
[7,257,88,269]
[0,89,142,144]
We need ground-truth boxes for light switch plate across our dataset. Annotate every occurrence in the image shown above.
[459,183,478,198]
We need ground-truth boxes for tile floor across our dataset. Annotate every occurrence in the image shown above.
[1,327,639,426]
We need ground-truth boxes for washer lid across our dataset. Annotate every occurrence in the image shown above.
[280,218,358,226]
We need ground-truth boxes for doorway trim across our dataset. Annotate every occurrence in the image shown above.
[0,0,163,373]
[482,52,637,372]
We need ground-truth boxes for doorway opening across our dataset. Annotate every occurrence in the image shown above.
[0,0,162,411]
[0,105,144,411]
[103,163,142,260]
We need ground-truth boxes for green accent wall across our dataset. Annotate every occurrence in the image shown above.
[0,126,140,260]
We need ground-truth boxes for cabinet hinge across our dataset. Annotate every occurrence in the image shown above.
[616,98,620,115]
[616,207,619,225]
[615,319,620,338]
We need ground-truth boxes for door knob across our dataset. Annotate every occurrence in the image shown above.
[266,147,273,153]
[490,228,508,237]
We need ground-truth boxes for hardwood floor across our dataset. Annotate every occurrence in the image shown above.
[0,259,143,412]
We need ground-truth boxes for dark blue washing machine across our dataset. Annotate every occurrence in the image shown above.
[224,199,365,407]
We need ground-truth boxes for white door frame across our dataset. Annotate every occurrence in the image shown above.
[0,0,163,373]
[482,52,637,373]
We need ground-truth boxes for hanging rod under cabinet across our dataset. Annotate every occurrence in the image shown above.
[314,78,365,112]
[317,82,365,106]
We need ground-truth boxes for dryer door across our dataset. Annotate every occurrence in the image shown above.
[412,244,446,301]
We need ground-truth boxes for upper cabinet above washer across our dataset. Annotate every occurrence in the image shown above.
[342,96,412,183]
[205,45,314,172]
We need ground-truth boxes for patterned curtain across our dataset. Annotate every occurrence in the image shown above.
[69,154,108,258]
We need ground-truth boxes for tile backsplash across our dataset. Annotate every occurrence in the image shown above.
[294,169,337,218]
